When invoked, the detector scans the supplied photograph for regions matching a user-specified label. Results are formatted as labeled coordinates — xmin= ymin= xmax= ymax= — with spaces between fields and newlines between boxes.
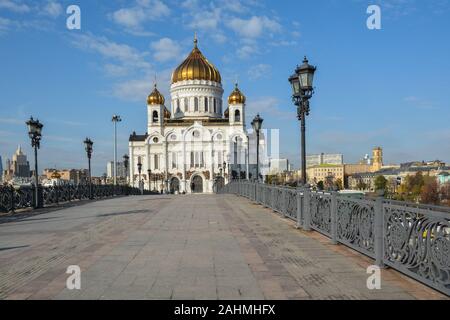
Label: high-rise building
xmin=3 ymin=145 xmax=30 ymax=181
xmin=106 ymin=161 xmax=127 ymax=178
xmin=0 ymin=155 xmax=3 ymax=182
xmin=269 ymin=158 xmax=290 ymax=174
xmin=306 ymin=153 xmax=343 ymax=168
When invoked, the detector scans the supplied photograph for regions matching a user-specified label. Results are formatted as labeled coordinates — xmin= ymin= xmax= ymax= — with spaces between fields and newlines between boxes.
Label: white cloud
xmin=41 ymin=1 xmax=63 ymax=18
xmin=403 ymin=96 xmax=436 ymax=110
xmin=0 ymin=0 xmax=30 ymax=13
xmin=112 ymin=69 xmax=172 ymax=102
xmin=188 ymin=8 xmax=221 ymax=31
xmin=227 ymin=16 xmax=281 ymax=38
xmin=70 ymin=33 xmax=151 ymax=73
xmin=0 ymin=16 xmax=12 ymax=32
xmin=246 ymin=96 xmax=294 ymax=120
xmin=237 ymin=44 xmax=258 ymax=59
xmin=248 ymin=63 xmax=271 ymax=80
xmin=111 ymin=0 xmax=170 ymax=31
xmin=150 ymin=37 xmax=182 ymax=62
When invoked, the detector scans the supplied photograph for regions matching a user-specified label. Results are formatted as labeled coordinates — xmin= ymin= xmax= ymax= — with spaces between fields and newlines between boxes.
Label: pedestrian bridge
xmin=0 ymin=190 xmax=448 ymax=299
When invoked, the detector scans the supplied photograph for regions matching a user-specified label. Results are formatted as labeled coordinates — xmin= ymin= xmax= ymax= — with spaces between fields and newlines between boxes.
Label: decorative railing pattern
xmin=0 ymin=184 xmax=142 ymax=213
xmin=383 ymin=203 xmax=450 ymax=293
xmin=310 ymin=193 xmax=332 ymax=236
xmin=221 ymin=181 xmax=450 ymax=296
xmin=336 ymin=197 xmax=376 ymax=258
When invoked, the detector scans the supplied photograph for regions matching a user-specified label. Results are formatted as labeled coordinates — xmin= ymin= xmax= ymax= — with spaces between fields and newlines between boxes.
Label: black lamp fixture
xmin=288 ymin=56 xmax=316 ymax=185
xmin=26 ymin=117 xmax=43 ymax=208
xmin=251 ymin=114 xmax=263 ymax=182
xmin=123 ymin=154 xmax=129 ymax=184
xmin=137 ymin=156 xmax=142 ymax=194
xmin=83 ymin=137 xmax=94 ymax=199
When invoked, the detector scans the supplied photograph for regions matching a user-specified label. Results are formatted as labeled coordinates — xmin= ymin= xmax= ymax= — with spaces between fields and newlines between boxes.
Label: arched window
xmin=194 ymin=97 xmax=199 ymax=111
xmin=176 ymin=99 xmax=180 ymax=112
xmin=234 ymin=109 xmax=240 ymax=122
xmin=213 ymin=98 xmax=217 ymax=113
xmin=153 ymin=110 xmax=158 ymax=123
xmin=184 ymin=97 xmax=189 ymax=112
xmin=204 ymin=97 xmax=208 ymax=111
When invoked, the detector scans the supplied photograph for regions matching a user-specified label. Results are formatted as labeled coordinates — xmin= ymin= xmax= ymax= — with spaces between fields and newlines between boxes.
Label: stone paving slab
xmin=0 ymin=194 xmax=447 ymax=300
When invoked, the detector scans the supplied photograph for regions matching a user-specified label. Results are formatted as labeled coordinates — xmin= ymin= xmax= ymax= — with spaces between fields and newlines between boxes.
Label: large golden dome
xmin=171 ymin=37 xmax=221 ymax=84
xmin=228 ymin=83 xmax=246 ymax=105
xmin=147 ymin=84 xmax=165 ymax=105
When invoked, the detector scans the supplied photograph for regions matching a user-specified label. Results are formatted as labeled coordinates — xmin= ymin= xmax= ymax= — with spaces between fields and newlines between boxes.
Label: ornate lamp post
xmin=147 ymin=169 xmax=151 ymax=191
xmin=111 ymin=114 xmax=122 ymax=187
xmin=137 ymin=156 xmax=142 ymax=195
xmin=26 ymin=117 xmax=43 ymax=208
xmin=251 ymin=114 xmax=263 ymax=182
xmin=123 ymin=154 xmax=129 ymax=185
xmin=83 ymin=138 xmax=93 ymax=199
xmin=223 ymin=161 xmax=226 ymax=180
xmin=289 ymin=56 xmax=316 ymax=186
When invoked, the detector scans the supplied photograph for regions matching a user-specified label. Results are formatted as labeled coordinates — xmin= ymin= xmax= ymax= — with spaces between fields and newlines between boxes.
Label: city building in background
xmin=348 ymin=160 xmax=449 ymax=192
xmin=106 ymin=161 xmax=127 ymax=179
xmin=269 ymin=158 xmax=290 ymax=174
xmin=306 ymin=153 xmax=343 ymax=167
xmin=0 ymin=155 xmax=3 ymax=183
xmin=42 ymin=168 xmax=88 ymax=185
xmin=3 ymin=145 xmax=31 ymax=183
xmin=307 ymin=164 xmax=344 ymax=189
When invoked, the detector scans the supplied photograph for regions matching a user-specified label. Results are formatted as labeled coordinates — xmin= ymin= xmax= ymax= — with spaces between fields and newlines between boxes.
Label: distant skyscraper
xmin=3 ymin=145 xmax=31 ymax=181
xmin=0 ymin=155 xmax=3 ymax=182
xmin=107 ymin=161 xmax=126 ymax=178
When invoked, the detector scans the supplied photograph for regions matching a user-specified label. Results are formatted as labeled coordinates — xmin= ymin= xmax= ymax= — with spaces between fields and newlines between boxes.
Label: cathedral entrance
xmin=169 ymin=177 xmax=180 ymax=194
xmin=191 ymin=175 xmax=203 ymax=193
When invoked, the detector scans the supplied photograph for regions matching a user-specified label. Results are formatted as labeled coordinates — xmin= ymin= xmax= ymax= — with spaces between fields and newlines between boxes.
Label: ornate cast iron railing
xmin=221 ymin=180 xmax=450 ymax=296
xmin=0 ymin=184 xmax=142 ymax=213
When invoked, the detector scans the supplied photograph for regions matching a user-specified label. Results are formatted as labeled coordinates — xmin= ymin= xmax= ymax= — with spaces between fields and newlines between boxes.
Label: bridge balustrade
xmin=221 ymin=181 xmax=450 ymax=296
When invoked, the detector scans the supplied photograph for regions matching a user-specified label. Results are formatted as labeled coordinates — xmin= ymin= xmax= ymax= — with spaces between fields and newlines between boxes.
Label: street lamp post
xmin=123 ymin=154 xmax=129 ymax=185
xmin=251 ymin=114 xmax=263 ymax=183
xmin=137 ymin=156 xmax=142 ymax=195
xmin=111 ymin=115 xmax=122 ymax=188
xmin=84 ymin=138 xmax=94 ymax=199
xmin=147 ymin=169 xmax=151 ymax=191
xmin=26 ymin=117 xmax=43 ymax=208
xmin=289 ymin=56 xmax=316 ymax=186
xmin=223 ymin=161 xmax=226 ymax=181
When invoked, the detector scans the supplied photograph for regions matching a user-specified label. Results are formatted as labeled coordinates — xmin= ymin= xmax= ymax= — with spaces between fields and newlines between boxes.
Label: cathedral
xmin=128 ymin=36 xmax=258 ymax=193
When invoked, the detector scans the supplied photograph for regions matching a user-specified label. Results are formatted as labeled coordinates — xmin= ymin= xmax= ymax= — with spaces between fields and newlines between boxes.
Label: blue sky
xmin=0 ymin=0 xmax=449 ymax=175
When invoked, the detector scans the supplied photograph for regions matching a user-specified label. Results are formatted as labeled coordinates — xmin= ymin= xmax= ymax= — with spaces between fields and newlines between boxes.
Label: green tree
xmin=374 ymin=175 xmax=388 ymax=191
xmin=420 ymin=178 xmax=439 ymax=205
xmin=334 ymin=178 xmax=343 ymax=190
xmin=356 ymin=180 xmax=367 ymax=191
xmin=317 ymin=181 xmax=324 ymax=191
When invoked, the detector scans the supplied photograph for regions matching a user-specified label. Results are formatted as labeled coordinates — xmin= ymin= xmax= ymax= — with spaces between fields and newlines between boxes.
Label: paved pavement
xmin=0 ymin=194 xmax=447 ymax=300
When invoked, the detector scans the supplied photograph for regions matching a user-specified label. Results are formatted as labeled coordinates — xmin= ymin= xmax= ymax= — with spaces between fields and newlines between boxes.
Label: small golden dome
xmin=51 ymin=170 xmax=61 ymax=179
xmin=147 ymin=84 xmax=165 ymax=105
xmin=228 ymin=83 xmax=246 ymax=105
xmin=171 ymin=36 xmax=221 ymax=84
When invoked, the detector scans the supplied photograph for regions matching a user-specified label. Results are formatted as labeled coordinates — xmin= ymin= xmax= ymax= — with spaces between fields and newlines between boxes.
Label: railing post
xmin=330 ymin=192 xmax=338 ymax=244
xmin=10 ymin=185 xmax=15 ymax=212
xmin=296 ymin=188 xmax=302 ymax=229
xmin=374 ymin=197 xmax=385 ymax=268
xmin=303 ymin=188 xmax=311 ymax=231
xmin=283 ymin=188 xmax=287 ymax=217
